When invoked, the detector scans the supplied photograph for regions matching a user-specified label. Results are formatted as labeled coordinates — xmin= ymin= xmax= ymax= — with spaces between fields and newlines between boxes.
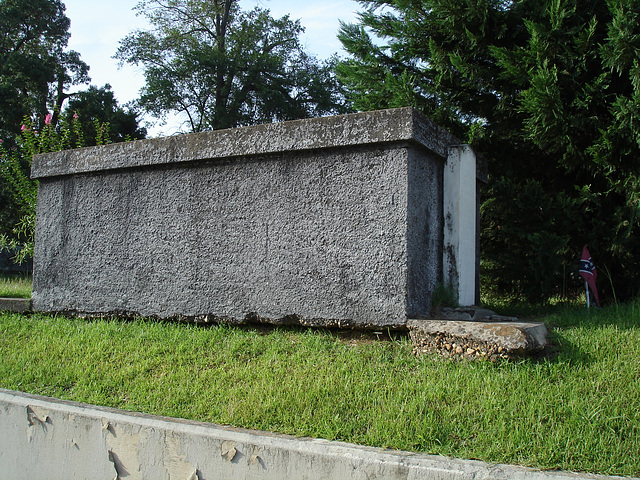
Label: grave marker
xmin=31 ymin=107 xmax=485 ymax=327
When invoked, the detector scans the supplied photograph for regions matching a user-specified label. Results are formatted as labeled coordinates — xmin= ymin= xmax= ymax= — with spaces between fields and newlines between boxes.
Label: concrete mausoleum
xmin=31 ymin=107 xmax=485 ymax=328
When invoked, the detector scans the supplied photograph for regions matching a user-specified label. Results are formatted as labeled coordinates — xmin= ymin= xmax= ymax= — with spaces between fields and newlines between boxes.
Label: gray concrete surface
xmin=0 ymin=297 xmax=31 ymax=313
xmin=0 ymin=389 xmax=635 ymax=480
xmin=442 ymin=144 xmax=478 ymax=305
xmin=31 ymin=108 xmax=461 ymax=179
xmin=31 ymin=108 xmax=483 ymax=327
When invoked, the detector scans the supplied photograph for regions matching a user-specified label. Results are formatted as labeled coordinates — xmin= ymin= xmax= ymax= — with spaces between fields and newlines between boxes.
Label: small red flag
xmin=579 ymin=246 xmax=600 ymax=307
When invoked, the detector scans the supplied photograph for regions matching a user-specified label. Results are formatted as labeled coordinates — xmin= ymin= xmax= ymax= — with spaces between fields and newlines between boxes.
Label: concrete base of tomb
xmin=408 ymin=308 xmax=548 ymax=360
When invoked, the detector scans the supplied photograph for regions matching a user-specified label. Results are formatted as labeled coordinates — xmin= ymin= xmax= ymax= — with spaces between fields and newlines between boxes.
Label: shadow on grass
xmin=525 ymin=301 xmax=640 ymax=366
xmin=485 ymin=296 xmax=639 ymax=330
xmin=535 ymin=329 xmax=592 ymax=365
xmin=544 ymin=302 xmax=639 ymax=330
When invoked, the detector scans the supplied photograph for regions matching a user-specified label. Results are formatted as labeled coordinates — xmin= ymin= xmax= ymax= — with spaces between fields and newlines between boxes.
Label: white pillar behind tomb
xmin=443 ymin=144 xmax=477 ymax=306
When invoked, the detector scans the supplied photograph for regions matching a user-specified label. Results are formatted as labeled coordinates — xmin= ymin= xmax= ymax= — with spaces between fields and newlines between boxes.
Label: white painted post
xmin=585 ymin=281 xmax=590 ymax=308
xmin=443 ymin=145 xmax=477 ymax=306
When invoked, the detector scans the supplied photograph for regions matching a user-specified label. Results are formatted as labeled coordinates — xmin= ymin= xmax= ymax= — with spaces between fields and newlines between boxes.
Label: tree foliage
xmin=62 ymin=85 xmax=147 ymax=145
xmin=0 ymin=0 xmax=89 ymax=138
xmin=0 ymin=0 xmax=146 ymax=260
xmin=338 ymin=0 xmax=640 ymax=301
xmin=116 ymin=0 xmax=351 ymax=132
xmin=0 ymin=114 xmax=107 ymax=262
xmin=0 ymin=0 xmax=91 ymax=246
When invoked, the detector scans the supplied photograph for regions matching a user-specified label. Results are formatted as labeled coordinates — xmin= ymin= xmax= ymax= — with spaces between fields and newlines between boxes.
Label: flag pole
xmin=585 ymin=281 xmax=590 ymax=308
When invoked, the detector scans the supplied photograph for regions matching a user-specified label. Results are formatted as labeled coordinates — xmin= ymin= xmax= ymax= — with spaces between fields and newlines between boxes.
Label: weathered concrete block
xmin=31 ymin=108 xmax=480 ymax=327
xmin=408 ymin=318 xmax=549 ymax=359
xmin=443 ymin=145 xmax=478 ymax=305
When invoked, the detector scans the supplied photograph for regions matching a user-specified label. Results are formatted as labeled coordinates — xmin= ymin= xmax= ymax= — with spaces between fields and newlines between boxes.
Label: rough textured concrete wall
xmin=34 ymin=146 xmax=416 ymax=326
xmin=31 ymin=108 xmax=466 ymax=327
xmin=31 ymin=108 xmax=459 ymax=179
xmin=406 ymin=147 xmax=443 ymax=317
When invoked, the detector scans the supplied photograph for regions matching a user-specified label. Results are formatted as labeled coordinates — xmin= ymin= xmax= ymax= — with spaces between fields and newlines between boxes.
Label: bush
xmin=0 ymin=114 xmax=110 ymax=263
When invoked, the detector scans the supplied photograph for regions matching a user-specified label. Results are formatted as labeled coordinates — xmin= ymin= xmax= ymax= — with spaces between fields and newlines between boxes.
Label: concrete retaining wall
xmin=31 ymin=108 xmax=482 ymax=327
xmin=0 ymin=389 xmax=631 ymax=480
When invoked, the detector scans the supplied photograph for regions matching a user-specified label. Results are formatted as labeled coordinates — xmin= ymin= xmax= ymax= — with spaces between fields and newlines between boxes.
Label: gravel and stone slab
xmin=408 ymin=310 xmax=548 ymax=360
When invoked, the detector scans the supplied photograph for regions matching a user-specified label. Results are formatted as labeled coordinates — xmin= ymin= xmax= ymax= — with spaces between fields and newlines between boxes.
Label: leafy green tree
xmin=0 ymin=0 xmax=89 ymax=138
xmin=62 ymin=84 xmax=147 ymax=145
xmin=0 ymin=171 xmax=21 ymax=240
xmin=0 ymin=0 xmax=91 ymax=253
xmin=116 ymin=0 xmax=351 ymax=132
xmin=337 ymin=0 xmax=640 ymax=301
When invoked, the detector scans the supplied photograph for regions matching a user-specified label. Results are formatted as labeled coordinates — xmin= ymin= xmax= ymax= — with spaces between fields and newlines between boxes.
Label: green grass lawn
xmin=0 ymin=276 xmax=32 ymax=298
xmin=0 ymin=302 xmax=638 ymax=477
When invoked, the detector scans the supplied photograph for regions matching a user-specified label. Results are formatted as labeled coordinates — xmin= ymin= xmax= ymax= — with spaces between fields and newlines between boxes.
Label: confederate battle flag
xmin=579 ymin=246 xmax=600 ymax=307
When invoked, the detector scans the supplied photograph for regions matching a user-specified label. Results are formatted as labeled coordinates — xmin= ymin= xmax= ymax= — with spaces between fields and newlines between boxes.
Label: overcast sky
xmin=62 ymin=0 xmax=362 ymax=137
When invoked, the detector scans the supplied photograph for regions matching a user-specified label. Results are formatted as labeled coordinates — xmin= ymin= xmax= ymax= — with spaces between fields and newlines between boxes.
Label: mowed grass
xmin=0 ymin=303 xmax=639 ymax=477
xmin=0 ymin=276 xmax=31 ymax=298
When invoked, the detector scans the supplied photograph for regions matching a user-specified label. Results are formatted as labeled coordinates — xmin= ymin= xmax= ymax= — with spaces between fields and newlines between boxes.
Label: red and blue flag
xmin=579 ymin=246 xmax=600 ymax=307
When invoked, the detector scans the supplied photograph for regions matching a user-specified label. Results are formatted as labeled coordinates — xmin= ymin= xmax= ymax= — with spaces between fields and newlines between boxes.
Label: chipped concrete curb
xmin=0 ymin=389 xmax=635 ymax=480
xmin=0 ymin=297 xmax=31 ymax=313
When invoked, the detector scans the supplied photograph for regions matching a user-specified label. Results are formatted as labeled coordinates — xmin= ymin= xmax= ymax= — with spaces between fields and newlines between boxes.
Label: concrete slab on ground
xmin=408 ymin=316 xmax=548 ymax=360
xmin=0 ymin=297 xmax=31 ymax=313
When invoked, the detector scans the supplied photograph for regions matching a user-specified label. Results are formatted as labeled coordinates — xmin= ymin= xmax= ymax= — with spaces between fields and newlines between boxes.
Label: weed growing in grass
xmin=0 ymin=305 xmax=638 ymax=477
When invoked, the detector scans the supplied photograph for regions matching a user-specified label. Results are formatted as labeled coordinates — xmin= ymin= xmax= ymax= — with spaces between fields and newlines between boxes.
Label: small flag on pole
xmin=579 ymin=246 xmax=600 ymax=307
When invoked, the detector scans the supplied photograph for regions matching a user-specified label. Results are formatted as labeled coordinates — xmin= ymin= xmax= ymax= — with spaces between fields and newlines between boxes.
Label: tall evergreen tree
xmin=337 ymin=0 xmax=640 ymax=301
